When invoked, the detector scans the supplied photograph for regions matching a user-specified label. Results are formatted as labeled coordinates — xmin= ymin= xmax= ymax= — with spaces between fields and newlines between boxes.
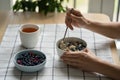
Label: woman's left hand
xmin=61 ymin=48 xmax=101 ymax=72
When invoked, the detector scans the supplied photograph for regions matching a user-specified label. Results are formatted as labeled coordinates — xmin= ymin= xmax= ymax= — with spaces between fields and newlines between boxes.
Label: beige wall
xmin=0 ymin=0 xmax=115 ymax=20
xmin=0 ymin=0 xmax=11 ymax=11
xmin=88 ymin=0 xmax=114 ymax=20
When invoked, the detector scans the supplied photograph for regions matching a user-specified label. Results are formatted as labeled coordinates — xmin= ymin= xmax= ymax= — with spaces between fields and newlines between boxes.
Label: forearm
xmin=84 ymin=20 xmax=120 ymax=39
xmin=95 ymin=60 xmax=120 ymax=80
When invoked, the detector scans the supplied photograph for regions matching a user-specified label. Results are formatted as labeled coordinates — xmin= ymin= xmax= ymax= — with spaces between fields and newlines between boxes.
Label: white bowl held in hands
xmin=56 ymin=37 xmax=87 ymax=57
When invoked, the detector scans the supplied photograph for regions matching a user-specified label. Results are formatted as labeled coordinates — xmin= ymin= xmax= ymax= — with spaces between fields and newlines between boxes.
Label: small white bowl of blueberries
xmin=56 ymin=37 xmax=87 ymax=57
xmin=14 ymin=49 xmax=46 ymax=72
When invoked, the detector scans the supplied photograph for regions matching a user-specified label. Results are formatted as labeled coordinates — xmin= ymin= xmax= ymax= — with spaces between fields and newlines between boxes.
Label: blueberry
xmin=70 ymin=48 xmax=75 ymax=51
xmin=17 ymin=52 xmax=44 ymax=66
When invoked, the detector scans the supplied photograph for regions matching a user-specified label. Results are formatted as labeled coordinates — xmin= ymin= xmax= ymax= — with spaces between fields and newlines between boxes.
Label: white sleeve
xmin=115 ymin=40 xmax=120 ymax=60
xmin=115 ymin=40 xmax=120 ymax=49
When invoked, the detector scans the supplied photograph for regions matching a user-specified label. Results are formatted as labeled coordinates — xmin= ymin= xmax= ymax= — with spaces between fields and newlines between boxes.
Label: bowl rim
xmin=19 ymin=24 xmax=40 ymax=34
xmin=14 ymin=49 xmax=46 ymax=67
xmin=56 ymin=37 xmax=87 ymax=49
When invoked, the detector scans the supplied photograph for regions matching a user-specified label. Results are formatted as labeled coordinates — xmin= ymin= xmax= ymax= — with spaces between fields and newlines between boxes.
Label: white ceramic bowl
xmin=14 ymin=49 xmax=46 ymax=72
xmin=56 ymin=37 xmax=87 ymax=57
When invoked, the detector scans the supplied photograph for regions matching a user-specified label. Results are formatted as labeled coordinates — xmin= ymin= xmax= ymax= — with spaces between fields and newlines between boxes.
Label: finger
xmin=71 ymin=20 xmax=80 ymax=27
xmin=86 ymin=48 xmax=96 ymax=56
xmin=71 ymin=9 xmax=83 ymax=16
xmin=63 ymin=59 xmax=83 ymax=69
xmin=66 ymin=7 xmax=72 ymax=13
xmin=65 ymin=17 xmax=73 ymax=30
xmin=70 ymin=14 xmax=81 ymax=22
xmin=71 ymin=15 xmax=89 ymax=27
xmin=63 ymin=59 xmax=79 ymax=67
xmin=62 ymin=52 xmax=80 ymax=58
xmin=83 ymin=48 xmax=93 ymax=53
xmin=83 ymin=48 xmax=88 ymax=52
xmin=62 ymin=57 xmax=79 ymax=62
xmin=66 ymin=13 xmax=74 ymax=30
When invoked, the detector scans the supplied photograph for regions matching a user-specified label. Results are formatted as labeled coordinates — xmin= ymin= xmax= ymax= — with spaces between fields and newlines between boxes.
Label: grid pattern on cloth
xmin=0 ymin=24 xmax=114 ymax=80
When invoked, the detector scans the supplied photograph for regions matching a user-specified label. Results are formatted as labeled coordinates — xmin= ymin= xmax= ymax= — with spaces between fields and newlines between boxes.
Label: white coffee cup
xmin=19 ymin=24 xmax=40 ymax=49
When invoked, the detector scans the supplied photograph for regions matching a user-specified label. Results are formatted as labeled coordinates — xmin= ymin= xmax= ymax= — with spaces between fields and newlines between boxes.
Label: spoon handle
xmin=63 ymin=27 xmax=68 ymax=40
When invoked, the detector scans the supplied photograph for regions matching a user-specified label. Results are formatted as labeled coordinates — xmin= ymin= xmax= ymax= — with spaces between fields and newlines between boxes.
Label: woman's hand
xmin=65 ymin=8 xmax=90 ymax=30
xmin=61 ymin=49 xmax=101 ymax=72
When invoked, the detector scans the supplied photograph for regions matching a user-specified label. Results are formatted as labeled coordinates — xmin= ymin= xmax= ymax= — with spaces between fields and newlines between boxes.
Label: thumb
xmin=70 ymin=14 xmax=81 ymax=22
xmin=83 ymin=48 xmax=88 ymax=52
xmin=71 ymin=8 xmax=83 ymax=16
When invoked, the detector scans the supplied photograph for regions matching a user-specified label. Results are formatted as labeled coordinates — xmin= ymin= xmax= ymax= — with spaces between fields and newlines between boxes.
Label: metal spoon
xmin=62 ymin=7 xmax=73 ymax=42
xmin=63 ymin=27 xmax=68 ymax=41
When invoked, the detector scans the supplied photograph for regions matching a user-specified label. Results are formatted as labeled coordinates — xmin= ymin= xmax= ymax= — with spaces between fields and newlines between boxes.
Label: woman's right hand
xmin=65 ymin=8 xmax=90 ymax=30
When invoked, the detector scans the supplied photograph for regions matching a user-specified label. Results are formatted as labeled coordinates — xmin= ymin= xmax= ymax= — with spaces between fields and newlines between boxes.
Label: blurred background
xmin=0 ymin=0 xmax=119 ymax=21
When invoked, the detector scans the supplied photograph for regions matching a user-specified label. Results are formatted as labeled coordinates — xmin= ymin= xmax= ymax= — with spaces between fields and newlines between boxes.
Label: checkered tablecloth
xmin=0 ymin=24 xmax=113 ymax=80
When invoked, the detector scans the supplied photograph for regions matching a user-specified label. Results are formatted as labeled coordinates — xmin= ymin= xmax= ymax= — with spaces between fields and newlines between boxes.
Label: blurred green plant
xmin=13 ymin=0 xmax=69 ymax=15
